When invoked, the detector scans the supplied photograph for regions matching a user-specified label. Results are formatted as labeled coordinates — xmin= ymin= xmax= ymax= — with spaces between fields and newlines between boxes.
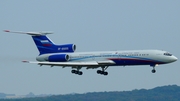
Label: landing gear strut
xmin=97 ymin=66 xmax=108 ymax=76
xmin=151 ymin=65 xmax=157 ymax=73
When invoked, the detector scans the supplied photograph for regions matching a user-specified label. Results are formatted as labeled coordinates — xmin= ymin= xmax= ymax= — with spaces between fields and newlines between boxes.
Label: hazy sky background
xmin=0 ymin=0 xmax=180 ymax=95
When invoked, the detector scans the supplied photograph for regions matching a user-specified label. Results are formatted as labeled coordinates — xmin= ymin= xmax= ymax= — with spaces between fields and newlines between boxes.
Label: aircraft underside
xmin=39 ymin=59 xmax=165 ymax=76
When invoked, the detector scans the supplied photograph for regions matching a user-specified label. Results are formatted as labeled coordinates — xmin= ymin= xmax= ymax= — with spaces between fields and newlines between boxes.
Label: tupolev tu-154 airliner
xmin=4 ymin=30 xmax=178 ymax=76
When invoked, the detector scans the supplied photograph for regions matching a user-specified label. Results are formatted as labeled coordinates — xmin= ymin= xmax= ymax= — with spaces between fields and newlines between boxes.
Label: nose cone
xmin=171 ymin=56 xmax=178 ymax=62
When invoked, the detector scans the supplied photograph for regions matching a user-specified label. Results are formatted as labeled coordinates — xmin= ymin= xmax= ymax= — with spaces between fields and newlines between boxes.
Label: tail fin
xmin=32 ymin=35 xmax=58 ymax=54
xmin=4 ymin=30 xmax=76 ymax=55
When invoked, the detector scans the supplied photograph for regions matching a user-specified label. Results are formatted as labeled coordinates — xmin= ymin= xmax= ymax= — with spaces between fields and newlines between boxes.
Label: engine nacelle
xmin=57 ymin=44 xmax=76 ymax=52
xmin=48 ymin=54 xmax=70 ymax=62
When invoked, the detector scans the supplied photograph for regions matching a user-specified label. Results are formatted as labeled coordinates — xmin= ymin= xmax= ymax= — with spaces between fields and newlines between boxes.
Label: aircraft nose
xmin=171 ymin=56 xmax=178 ymax=62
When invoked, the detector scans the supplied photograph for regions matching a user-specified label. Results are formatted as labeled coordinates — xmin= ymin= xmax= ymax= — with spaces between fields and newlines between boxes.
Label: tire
xmin=152 ymin=69 xmax=156 ymax=73
xmin=104 ymin=72 xmax=108 ymax=75
xmin=97 ymin=70 xmax=101 ymax=74
xmin=78 ymin=71 xmax=83 ymax=75
xmin=71 ymin=70 xmax=76 ymax=73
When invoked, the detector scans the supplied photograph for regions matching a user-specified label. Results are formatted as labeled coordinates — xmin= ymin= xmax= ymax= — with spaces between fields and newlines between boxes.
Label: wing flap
xmin=97 ymin=60 xmax=115 ymax=65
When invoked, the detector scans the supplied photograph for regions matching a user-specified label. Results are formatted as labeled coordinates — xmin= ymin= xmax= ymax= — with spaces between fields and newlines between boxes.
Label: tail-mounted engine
xmin=48 ymin=54 xmax=70 ymax=62
xmin=36 ymin=54 xmax=70 ymax=62
xmin=57 ymin=44 xmax=76 ymax=53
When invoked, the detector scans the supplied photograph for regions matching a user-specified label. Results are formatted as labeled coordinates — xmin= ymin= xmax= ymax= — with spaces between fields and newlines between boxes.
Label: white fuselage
xmin=36 ymin=50 xmax=177 ymax=66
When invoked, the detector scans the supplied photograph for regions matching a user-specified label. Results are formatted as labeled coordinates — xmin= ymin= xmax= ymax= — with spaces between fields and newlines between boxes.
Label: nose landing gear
xmin=151 ymin=64 xmax=158 ymax=73
xmin=151 ymin=69 xmax=156 ymax=73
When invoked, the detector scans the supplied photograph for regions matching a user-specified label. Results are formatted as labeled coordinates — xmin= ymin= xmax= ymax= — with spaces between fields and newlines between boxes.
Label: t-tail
xmin=4 ymin=30 xmax=76 ymax=55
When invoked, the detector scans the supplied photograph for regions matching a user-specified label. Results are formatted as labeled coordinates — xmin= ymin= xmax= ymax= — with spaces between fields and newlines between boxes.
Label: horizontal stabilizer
xmin=4 ymin=30 xmax=53 ymax=36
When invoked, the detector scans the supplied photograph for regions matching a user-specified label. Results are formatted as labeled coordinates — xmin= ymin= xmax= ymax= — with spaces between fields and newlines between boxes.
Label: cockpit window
xmin=164 ymin=52 xmax=172 ymax=56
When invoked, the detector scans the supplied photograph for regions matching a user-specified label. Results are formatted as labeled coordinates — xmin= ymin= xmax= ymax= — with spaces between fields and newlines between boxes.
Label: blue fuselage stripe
xmin=69 ymin=55 xmax=164 ymax=66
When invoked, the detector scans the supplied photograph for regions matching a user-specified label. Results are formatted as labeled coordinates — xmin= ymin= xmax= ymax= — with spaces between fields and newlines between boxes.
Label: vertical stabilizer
xmin=4 ymin=30 xmax=76 ymax=55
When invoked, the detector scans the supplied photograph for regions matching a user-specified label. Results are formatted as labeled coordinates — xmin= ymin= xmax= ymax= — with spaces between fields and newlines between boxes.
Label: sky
xmin=0 ymin=0 xmax=180 ymax=95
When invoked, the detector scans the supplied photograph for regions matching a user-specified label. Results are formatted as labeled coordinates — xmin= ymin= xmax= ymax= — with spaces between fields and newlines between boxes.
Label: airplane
xmin=4 ymin=30 xmax=178 ymax=76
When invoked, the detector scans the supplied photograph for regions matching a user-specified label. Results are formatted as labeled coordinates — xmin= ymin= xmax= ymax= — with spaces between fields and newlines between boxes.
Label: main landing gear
xmin=97 ymin=66 xmax=109 ymax=76
xmin=71 ymin=66 xmax=83 ymax=75
xmin=71 ymin=70 xmax=83 ymax=75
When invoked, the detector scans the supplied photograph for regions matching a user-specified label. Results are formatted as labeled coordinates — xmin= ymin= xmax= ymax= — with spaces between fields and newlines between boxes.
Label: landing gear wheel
xmin=71 ymin=70 xmax=83 ymax=75
xmin=103 ymin=72 xmax=108 ymax=75
xmin=152 ymin=69 xmax=156 ymax=73
xmin=100 ymin=71 xmax=104 ymax=74
xmin=75 ymin=71 xmax=79 ymax=74
xmin=97 ymin=70 xmax=108 ymax=75
xmin=97 ymin=70 xmax=101 ymax=74
xmin=71 ymin=70 xmax=76 ymax=74
xmin=78 ymin=71 xmax=83 ymax=75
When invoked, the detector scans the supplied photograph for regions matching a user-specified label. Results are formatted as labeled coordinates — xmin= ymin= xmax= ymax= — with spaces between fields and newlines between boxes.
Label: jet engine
xmin=48 ymin=54 xmax=70 ymax=62
xmin=57 ymin=44 xmax=76 ymax=52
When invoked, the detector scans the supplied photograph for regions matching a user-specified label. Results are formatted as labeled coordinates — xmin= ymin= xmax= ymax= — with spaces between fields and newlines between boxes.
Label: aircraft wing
xmin=22 ymin=60 xmax=115 ymax=67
